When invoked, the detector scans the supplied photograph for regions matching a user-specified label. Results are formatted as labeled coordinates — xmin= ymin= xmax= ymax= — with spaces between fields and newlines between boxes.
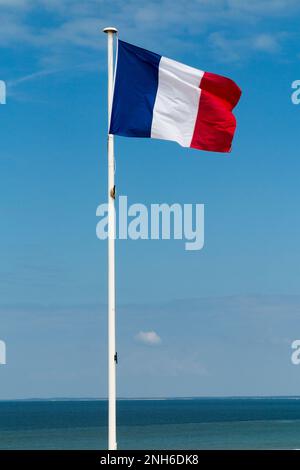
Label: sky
xmin=1 ymin=0 xmax=300 ymax=398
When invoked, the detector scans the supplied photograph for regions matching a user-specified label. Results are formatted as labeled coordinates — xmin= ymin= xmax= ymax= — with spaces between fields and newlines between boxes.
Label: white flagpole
xmin=103 ymin=26 xmax=118 ymax=451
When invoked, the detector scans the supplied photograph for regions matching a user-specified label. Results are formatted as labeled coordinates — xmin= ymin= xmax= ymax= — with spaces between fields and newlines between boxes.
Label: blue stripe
xmin=109 ymin=40 xmax=161 ymax=138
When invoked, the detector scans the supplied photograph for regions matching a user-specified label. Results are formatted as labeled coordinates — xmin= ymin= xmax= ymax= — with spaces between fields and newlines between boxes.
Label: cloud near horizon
xmin=0 ymin=294 xmax=300 ymax=398
xmin=135 ymin=330 xmax=162 ymax=346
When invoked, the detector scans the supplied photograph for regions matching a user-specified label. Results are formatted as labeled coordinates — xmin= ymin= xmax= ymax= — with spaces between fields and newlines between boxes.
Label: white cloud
xmin=0 ymin=0 xmax=298 ymax=51
xmin=9 ymin=69 xmax=58 ymax=87
xmin=135 ymin=330 xmax=162 ymax=346
xmin=208 ymin=31 xmax=285 ymax=62
xmin=252 ymin=33 xmax=280 ymax=53
xmin=0 ymin=0 xmax=298 ymax=80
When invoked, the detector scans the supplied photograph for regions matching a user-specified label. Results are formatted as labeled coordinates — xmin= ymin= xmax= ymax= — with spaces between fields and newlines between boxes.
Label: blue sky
xmin=1 ymin=0 xmax=300 ymax=398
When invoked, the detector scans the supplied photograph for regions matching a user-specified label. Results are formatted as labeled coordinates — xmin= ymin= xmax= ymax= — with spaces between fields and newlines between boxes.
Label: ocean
xmin=0 ymin=398 xmax=300 ymax=450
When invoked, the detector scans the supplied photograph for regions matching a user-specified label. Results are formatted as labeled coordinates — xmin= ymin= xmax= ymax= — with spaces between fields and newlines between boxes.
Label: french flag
xmin=109 ymin=40 xmax=241 ymax=153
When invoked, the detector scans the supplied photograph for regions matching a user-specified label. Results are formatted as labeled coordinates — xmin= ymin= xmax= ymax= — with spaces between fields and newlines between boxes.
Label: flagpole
xmin=103 ymin=26 xmax=118 ymax=451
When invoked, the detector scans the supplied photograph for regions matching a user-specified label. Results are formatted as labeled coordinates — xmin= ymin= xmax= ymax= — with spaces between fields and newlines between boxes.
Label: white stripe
xmin=151 ymin=57 xmax=204 ymax=147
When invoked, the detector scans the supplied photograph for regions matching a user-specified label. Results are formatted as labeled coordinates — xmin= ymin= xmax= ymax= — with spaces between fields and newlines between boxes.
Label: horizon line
xmin=0 ymin=395 xmax=299 ymax=402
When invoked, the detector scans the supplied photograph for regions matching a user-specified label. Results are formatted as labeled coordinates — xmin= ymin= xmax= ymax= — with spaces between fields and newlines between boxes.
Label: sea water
xmin=0 ymin=398 xmax=300 ymax=449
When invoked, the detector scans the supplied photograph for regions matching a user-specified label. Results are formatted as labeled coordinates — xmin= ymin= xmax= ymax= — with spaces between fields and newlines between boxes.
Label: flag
xmin=109 ymin=40 xmax=241 ymax=153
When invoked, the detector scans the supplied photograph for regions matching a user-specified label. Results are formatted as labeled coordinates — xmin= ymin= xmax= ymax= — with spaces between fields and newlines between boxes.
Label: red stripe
xmin=190 ymin=71 xmax=241 ymax=153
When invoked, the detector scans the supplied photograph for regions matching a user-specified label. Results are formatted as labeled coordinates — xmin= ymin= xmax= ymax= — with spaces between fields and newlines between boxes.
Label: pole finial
xmin=103 ymin=27 xmax=118 ymax=34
